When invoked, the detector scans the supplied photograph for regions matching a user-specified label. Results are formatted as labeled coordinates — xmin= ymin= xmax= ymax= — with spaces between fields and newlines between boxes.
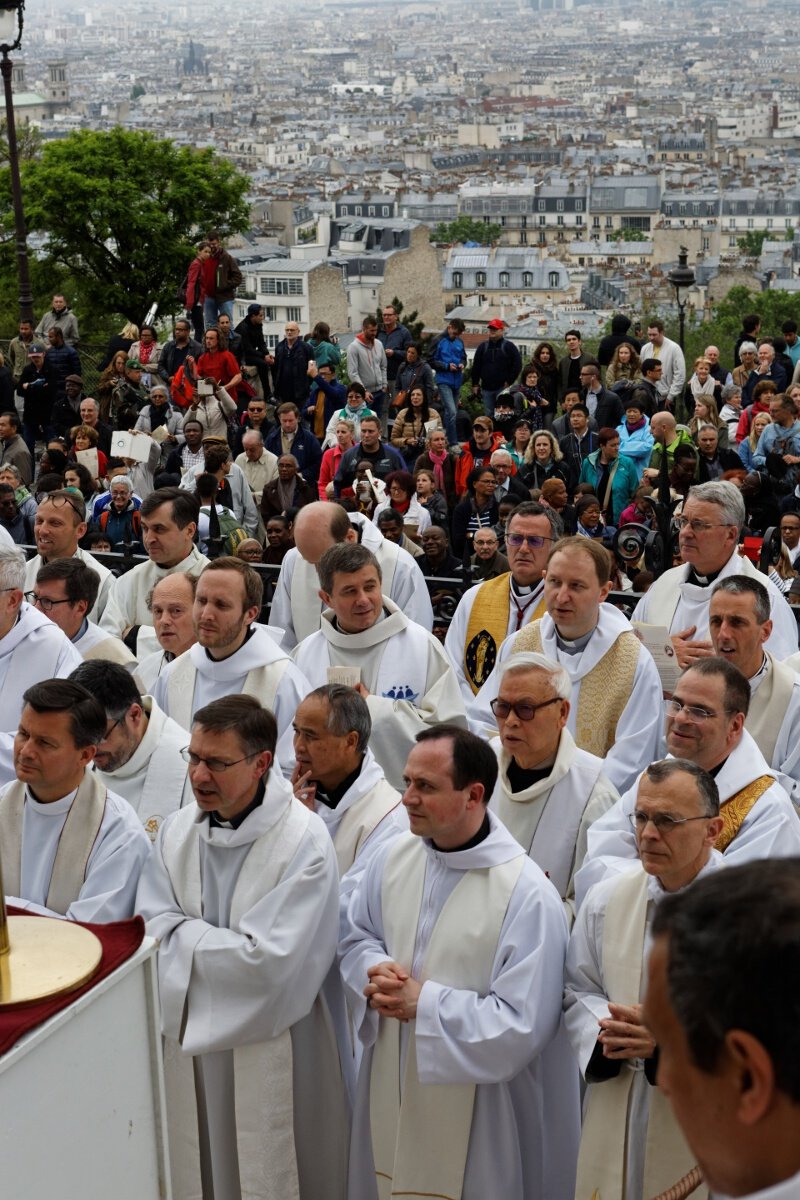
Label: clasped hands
xmin=598 ymin=1002 xmax=656 ymax=1060
xmin=365 ymin=960 xmax=422 ymax=1022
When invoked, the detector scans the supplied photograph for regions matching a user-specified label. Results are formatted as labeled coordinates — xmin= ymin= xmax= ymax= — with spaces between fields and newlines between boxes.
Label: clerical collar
xmin=686 ymin=566 xmax=723 ymax=587
xmin=332 ymin=608 xmax=387 ymax=633
xmin=209 ymin=775 xmax=266 ymax=830
xmin=71 ymin=617 xmax=89 ymax=644
xmin=313 ymin=759 xmax=364 ymax=810
xmin=433 ymin=811 xmax=490 ymax=853
xmin=506 ymin=759 xmax=553 ymax=793
xmin=749 ymin=654 xmax=769 ymax=687
xmin=204 ymin=623 xmax=255 ymax=663
xmin=707 ymin=757 xmax=727 ymax=780
xmin=554 ymin=625 xmax=595 ymax=655
xmin=510 ymin=577 xmax=538 ymax=598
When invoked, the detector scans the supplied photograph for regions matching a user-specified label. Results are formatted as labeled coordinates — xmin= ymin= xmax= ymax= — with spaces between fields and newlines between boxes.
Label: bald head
xmin=293 ymin=502 xmax=356 ymax=565
xmin=651 ymin=411 xmax=677 ymax=443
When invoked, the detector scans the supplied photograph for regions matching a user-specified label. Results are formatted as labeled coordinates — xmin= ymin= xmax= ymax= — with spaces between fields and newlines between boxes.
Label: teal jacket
xmin=578 ymin=450 xmax=639 ymax=523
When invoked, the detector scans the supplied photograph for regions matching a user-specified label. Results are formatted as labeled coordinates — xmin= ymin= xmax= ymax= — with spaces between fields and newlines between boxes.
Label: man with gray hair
xmin=632 ymin=480 xmax=797 ymax=663
xmin=234 ymin=427 xmax=279 ymax=510
xmin=742 ymin=340 xmax=787 ymax=404
xmin=0 ymin=545 xmax=82 ymax=730
xmin=490 ymin=651 xmax=619 ymax=920
xmin=489 ymin=448 xmax=529 ymax=505
xmin=292 ymin=543 xmax=465 ymax=788
xmin=564 ymin=758 xmax=723 ymax=1200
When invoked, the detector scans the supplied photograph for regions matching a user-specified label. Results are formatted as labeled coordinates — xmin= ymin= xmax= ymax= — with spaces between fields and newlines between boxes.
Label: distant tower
xmin=45 ymin=60 xmax=69 ymax=107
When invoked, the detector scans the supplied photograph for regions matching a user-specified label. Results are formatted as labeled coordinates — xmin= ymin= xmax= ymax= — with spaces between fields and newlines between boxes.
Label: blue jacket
xmin=264 ymin=425 xmax=322 ymax=484
xmin=430 ymin=332 xmax=466 ymax=390
xmin=753 ymin=420 xmax=800 ymax=469
xmin=616 ymin=417 xmax=655 ymax=481
xmin=578 ymin=450 xmax=639 ymax=523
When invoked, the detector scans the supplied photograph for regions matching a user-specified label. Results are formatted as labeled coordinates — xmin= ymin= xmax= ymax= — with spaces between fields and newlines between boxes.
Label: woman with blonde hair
xmin=689 ymin=395 xmax=729 ymax=449
xmin=521 ymin=428 xmax=572 ymax=491
xmin=738 ymin=410 xmax=772 ymax=471
xmin=99 ymin=321 xmax=139 ymax=371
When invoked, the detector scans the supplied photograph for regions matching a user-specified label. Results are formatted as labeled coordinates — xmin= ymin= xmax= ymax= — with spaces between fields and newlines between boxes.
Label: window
xmin=453 ymin=294 xmax=462 ymax=306
xmin=767 ymin=218 xmax=773 ymax=228
xmin=605 ymin=216 xmax=613 ymax=228
xmin=368 ymin=206 xmax=375 ymax=216
xmin=548 ymin=271 xmax=560 ymax=288
xmin=576 ymin=213 xmax=584 ymax=225
xmin=557 ymin=215 xmax=564 ymax=226
xmin=702 ymin=236 xmax=710 ymax=250
xmin=556 ymin=199 xmax=564 ymax=212
xmin=665 ymin=203 xmax=673 ymax=216
xmin=482 ymin=200 xmax=491 ymax=214
xmin=519 ymin=230 xmax=528 ymax=245
xmin=500 ymin=200 xmax=508 ymax=213
xmin=522 ymin=271 xmax=533 ymax=287
xmin=520 ymin=215 xmax=527 ymax=228
xmin=538 ymin=199 xmax=545 ymax=212
xmin=679 ymin=203 xmax=686 ymax=216
xmin=592 ymin=216 xmax=600 ymax=229
xmin=452 ymin=271 xmax=463 ymax=288
xmin=539 ymin=215 xmax=546 ymax=226
xmin=260 ymin=277 xmax=304 ymax=296
xmin=575 ymin=199 xmax=583 ymax=212
xmin=499 ymin=271 xmax=510 ymax=288
xmin=355 ymin=206 xmax=362 ymax=216
xmin=286 ymin=307 xmax=302 ymax=322
xmin=266 ymin=334 xmax=279 ymax=350
xmin=729 ymin=235 xmax=738 ymax=247
xmin=464 ymin=199 xmax=473 ymax=213
xmin=747 ymin=218 xmax=754 ymax=229
xmin=476 ymin=271 xmax=487 ymax=287
xmin=382 ymin=206 xmax=390 ymax=216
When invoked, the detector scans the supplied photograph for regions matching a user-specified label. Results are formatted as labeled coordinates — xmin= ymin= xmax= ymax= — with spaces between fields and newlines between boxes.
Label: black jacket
xmin=597 ymin=315 xmax=642 ymax=367
xmin=235 ymin=317 xmax=269 ymax=367
xmin=158 ymin=337 xmax=203 ymax=384
xmin=471 ymin=338 xmax=522 ymax=392
xmin=333 ymin=440 xmax=405 ymax=496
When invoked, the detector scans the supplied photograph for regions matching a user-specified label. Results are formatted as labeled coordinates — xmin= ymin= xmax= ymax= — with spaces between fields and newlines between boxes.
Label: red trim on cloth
xmin=0 ymin=909 xmax=145 ymax=1054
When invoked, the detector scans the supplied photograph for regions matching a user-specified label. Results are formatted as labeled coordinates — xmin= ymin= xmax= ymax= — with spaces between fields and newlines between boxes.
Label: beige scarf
xmin=370 ymin=834 xmax=525 ymax=1200
xmin=332 ymin=777 xmax=401 ymax=877
xmin=0 ymin=772 xmax=107 ymax=915
xmin=160 ymin=798 xmax=310 ymax=1200
xmin=576 ymin=868 xmax=702 ymax=1200
xmin=513 ymin=620 xmax=640 ymax=757
xmin=166 ymin=651 xmax=288 ymax=731
xmin=745 ymin=655 xmax=796 ymax=767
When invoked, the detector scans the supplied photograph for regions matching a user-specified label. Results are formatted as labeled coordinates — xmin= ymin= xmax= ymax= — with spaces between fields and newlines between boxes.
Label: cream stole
xmin=290 ymin=548 xmax=399 ymax=644
xmin=0 ymin=772 xmax=107 ymax=915
xmin=746 ymin=656 xmax=796 ymax=767
xmin=160 ymin=798 xmax=311 ymax=1200
xmin=332 ymin=778 xmax=401 ymax=876
xmin=370 ymin=834 xmax=525 ymax=1200
xmin=166 ymin=651 xmax=288 ymax=731
xmin=575 ymin=869 xmax=701 ymax=1200
xmin=513 ymin=620 xmax=640 ymax=758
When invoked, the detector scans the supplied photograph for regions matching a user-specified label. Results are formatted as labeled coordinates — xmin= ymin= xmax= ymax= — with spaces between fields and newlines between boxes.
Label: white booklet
xmin=632 ymin=622 xmax=681 ymax=695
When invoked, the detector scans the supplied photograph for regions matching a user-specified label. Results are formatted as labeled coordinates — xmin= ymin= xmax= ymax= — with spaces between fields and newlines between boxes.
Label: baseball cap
xmin=28 ymin=344 xmax=45 ymax=355
xmin=487 ymin=319 xmax=506 ymax=331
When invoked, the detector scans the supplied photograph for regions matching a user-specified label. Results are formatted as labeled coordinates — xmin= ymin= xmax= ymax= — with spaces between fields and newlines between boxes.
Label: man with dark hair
xmin=558 ymin=329 xmax=593 ymax=401
xmin=341 ymin=723 xmax=579 ymax=1200
xmin=137 ymin=693 xmax=346 ymax=1200
xmin=0 ymin=481 xmax=33 ymax=544
xmin=333 ymin=413 xmax=405 ymax=496
xmin=558 ymin=402 xmax=599 ymax=473
xmin=565 ymin=759 xmax=723 ymax=1200
xmin=578 ymin=362 xmax=624 ymax=429
xmin=0 ymin=409 xmax=32 ymax=483
xmin=163 ymin=417 xmax=205 ymax=485
xmin=32 ymin=558 xmax=137 ymax=669
xmin=35 ymin=292 xmax=79 ymax=347
xmin=377 ymin=303 xmax=411 ymax=397
xmin=0 ymin=677 xmax=149 ymax=921
xmin=471 ymin=535 xmax=662 ymax=794
xmin=347 ymin=316 xmax=388 ymax=425
xmin=264 ymin=401 xmax=322 ymax=485
xmin=630 ymin=357 xmax=663 ymax=416
xmin=71 ymin=660 xmax=192 ymax=838
xmin=579 ymin=657 xmax=800 ymax=901
xmin=375 ymin=507 xmax=424 ymax=558
xmin=733 ymin=312 xmax=761 ymax=366
xmin=201 ymin=230 xmax=242 ymax=328
xmin=640 ymin=318 xmax=686 ymax=412
xmin=293 ymin=544 xmax=464 ymax=787
xmin=471 ymin=318 xmax=523 ymax=417
xmin=153 ymin=557 xmax=309 ymax=765
xmin=24 ymin=489 xmax=113 ymax=621
xmin=157 ymin=317 xmax=202 ymax=395
xmin=446 ymin=501 xmax=561 ymax=701
xmin=235 ymin=303 xmax=272 ymax=396
xmin=644 ymin=859 xmax=800 ymax=1200
xmin=269 ymin=500 xmax=433 ymax=648
xmin=181 ymin=439 xmax=259 ymax=535
xmin=100 ymin=486 xmax=208 ymax=659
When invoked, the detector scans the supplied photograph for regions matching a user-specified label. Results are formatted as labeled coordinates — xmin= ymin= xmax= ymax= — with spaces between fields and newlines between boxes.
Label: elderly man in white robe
xmin=70 ymin=660 xmax=192 ymax=843
xmin=136 ymin=571 xmax=198 ymax=694
xmin=100 ymin=486 xmax=208 ymax=660
xmin=632 ymin=480 xmax=798 ymax=664
xmin=564 ymin=758 xmax=722 ymax=1200
xmin=153 ymin=557 xmax=309 ymax=771
xmin=445 ymin=501 xmax=561 ymax=703
xmin=469 ymin=536 xmax=663 ymax=794
xmin=292 ymin=543 xmax=466 ymax=790
xmin=31 ymin=558 xmax=138 ymax=671
xmin=24 ymin=489 xmax=112 ymax=621
xmin=576 ymin=657 xmax=800 ymax=905
xmin=1 ymin=679 xmax=150 ymax=921
xmin=708 ymin=574 xmax=800 ymax=803
xmin=269 ymin=503 xmax=433 ymax=649
xmin=0 ymin=546 xmax=83 ymax=732
xmin=490 ymin=651 xmax=619 ymax=922
xmin=340 ymin=724 xmax=580 ymax=1200
xmin=136 ymin=695 xmax=347 ymax=1200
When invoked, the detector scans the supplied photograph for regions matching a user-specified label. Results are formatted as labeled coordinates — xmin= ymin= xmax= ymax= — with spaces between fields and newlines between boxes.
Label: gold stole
xmin=716 ymin=776 xmax=774 ymax=853
xmin=513 ymin=620 xmax=640 ymax=757
xmin=464 ymin=573 xmax=546 ymax=695
xmin=0 ymin=772 xmax=107 ymax=916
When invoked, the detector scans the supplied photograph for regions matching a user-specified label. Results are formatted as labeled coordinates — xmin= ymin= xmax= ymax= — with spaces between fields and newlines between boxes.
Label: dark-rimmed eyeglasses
xmin=181 ymin=747 xmax=263 ymax=773
xmin=490 ymin=696 xmax=562 ymax=722
xmin=506 ymin=533 xmax=553 ymax=549
xmin=24 ymin=591 xmax=73 ymax=612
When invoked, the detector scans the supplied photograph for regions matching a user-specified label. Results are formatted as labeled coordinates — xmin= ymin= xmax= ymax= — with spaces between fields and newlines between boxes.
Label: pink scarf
xmin=428 ymin=448 xmax=448 ymax=493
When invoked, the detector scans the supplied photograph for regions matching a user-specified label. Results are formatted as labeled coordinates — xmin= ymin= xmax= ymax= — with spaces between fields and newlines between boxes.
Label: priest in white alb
xmin=24 ymin=488 xmax=113 ymax=621
xmin=71 ymin=660 xmax=192 ymax=842
xmin=136 ymin=695 xmax=347 ymax=1200
xmin=291 ymin=543 xmax=465 ymax=789
xmin=269 ymin=503 xmax=433 ymax=648
xmin=444 ymin=501 xmax=560 ymax=703
xmin=632 ymin=480 xmax=798 ymax=663
xmin=564 ymin=759 xmax=722 ymax=1200
xmin=153 ymin=557 xmax=310 ymax=771
xmin=0 ymin=545 xmax=83 ymax=732
xmin=100 ymin=486 xmax=208 ymax=659
xmin=469 ymin=536 xmax=663 ymax=794
xmin=1 ymin=679 xmax=150 ymax=921
xmin=340 ymin=725 xmax=580 ymax=1200
xmin=489 ymin=650 xmax=619 ymax=922
xmin=32 ymin=558 xmax=138 ymax=671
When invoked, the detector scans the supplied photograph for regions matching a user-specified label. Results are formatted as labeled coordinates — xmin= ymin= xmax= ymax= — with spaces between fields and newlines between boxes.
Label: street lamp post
xmin=667 ymin=245 xmax=695 ymax=353
xmin=0 ymin=0 xmax=32 ymax=324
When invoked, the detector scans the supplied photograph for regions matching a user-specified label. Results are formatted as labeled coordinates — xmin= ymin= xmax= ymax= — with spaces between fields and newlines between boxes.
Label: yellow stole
xmin=716 ymin=775 xmax=774 ymax=853
xmin=513 ymin=620 xmax=640 ymax=758
xmin=464 ymin=573 xmax=546 ymax=694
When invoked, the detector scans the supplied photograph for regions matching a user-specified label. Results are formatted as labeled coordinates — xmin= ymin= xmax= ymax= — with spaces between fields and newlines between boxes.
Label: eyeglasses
xmin=181 ymin=747 xmax=263 ymax=772
xmin=628 ymin=811 xmax=712 ymax=834
xmin=490 ymin=696 xmax=562 ymax=722
xmin=674 ymin=517 xmax=734 ymax=535
xmin=24 ymin=591 xmax=73 ymax=612
xmin=506 ymin=533 xmax=553 ymax=549
xmin=40 ymin=493 xmax=85 ymax=519
xmin=664 ymin=698 xmax=733 ymax=723
xmin=100 ymin=712 xmax=127 ymax=742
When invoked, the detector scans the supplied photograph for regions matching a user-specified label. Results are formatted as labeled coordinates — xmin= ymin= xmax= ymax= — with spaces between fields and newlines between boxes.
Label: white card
xmin=327 ymin=666 xmax=361 ymax=688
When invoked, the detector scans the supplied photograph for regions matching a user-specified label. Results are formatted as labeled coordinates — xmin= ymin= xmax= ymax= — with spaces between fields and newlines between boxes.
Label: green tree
xmin=430 ymin=216 xmax=502 ymax=245
xmin=20 ymin=127 xmax=250 ymax=324
xmin=607 ymin=228 xmax=647 ymax=243
xmin=374 ymin=296 xmax=426 ymax=342
xmin=737 ymin=230 xmax=769 ymax=257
